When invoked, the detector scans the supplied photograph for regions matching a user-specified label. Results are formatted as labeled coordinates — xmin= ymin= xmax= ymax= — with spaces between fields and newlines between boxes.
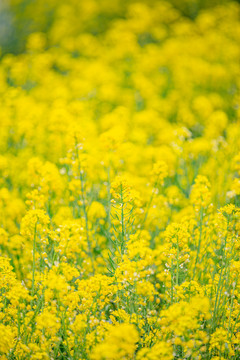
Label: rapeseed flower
xmin=0 ymin=0 xmax=239 ymax=359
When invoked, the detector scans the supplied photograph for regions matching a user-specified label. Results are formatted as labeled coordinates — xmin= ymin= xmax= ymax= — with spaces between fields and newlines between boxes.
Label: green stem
xmin=176 ymin=239 xmax=179 ymax=288
xmin=75 ymin=138 xmax=95 ymax=274
xmin=120 ymin=184 xmax=125 ymax=256
xmin=171 ymin=258 xmax=174 ymax=304
xmin=31 ymin=223 xmax=37 ymax=297
xmin=193 ymin=206 xmax=203 ymax=280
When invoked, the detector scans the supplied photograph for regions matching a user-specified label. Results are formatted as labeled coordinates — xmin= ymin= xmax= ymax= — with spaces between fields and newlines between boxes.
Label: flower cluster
xmin=0 ymin=0 xmax=239 ymax=359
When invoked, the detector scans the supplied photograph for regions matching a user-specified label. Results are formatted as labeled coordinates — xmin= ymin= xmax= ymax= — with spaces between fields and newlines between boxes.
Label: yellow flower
xmin=190 ymin=175 xmax=211 ymax=211
xmin=0 ymin=324 xmax=16 ymax=355
xmin=88 ymin=201 xmax=107 ymax=220
xmin=90 ymin=323 xmax=139 ymax=360
xmin=137 ymin=341 xmax=173 ymax=360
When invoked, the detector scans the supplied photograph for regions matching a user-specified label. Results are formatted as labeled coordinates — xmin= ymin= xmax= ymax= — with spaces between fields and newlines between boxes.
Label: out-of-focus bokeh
xmin=0 ymin=0 xmax=239 ymax=54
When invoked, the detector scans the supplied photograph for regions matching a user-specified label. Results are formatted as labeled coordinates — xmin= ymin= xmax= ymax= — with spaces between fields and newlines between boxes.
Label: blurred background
xmin=0 ymin=0 xmax=239 ymax=55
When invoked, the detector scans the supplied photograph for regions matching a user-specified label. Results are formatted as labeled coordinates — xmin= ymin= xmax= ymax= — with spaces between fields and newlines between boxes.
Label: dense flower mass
xmin=0 ymin=0 xmax=240 ymax=359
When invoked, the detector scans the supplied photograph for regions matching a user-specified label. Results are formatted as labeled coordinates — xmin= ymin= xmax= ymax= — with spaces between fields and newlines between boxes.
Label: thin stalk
xmin=212 ymin=219 xmax=229 ymax=329
xmin=31 ymin=222 xmax=37 ymax=297
xmin=75 ymin=139 xmax=95 ymax=274
xmin=227 ymin=284 xmax=235 ymax=339
xmin=193 ymin=206 xmax=203 ymax=280
xmin=141 ymin=176 xmax=159 ymax=229
xmin=171 ymin=258 xmax=174 ymax=304
xmin=120 ymin=184 xmax=125 ymax=255
xmin=176 ymin=239 xmax=179 ymax=288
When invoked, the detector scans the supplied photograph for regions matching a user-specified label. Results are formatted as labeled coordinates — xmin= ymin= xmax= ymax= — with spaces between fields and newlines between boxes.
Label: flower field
xmin=0 ymin=0 xmax=240 ymax=359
